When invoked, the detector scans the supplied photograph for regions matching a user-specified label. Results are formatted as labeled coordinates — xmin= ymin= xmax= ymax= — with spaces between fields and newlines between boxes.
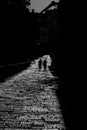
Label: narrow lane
xmin=0 ymin=55 xmax=65 ymax=130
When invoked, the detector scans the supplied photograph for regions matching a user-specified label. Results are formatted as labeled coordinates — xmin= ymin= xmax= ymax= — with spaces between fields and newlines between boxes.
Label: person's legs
xmin=43 ymin=60 xmax=47 ymax=71
xmin=39 ymin=63 xmax=41 ymax=71
xmin=44 ymin=65 xmax=46 ymax=71
xmin=38 ymin=59 xmax=42 ymax=71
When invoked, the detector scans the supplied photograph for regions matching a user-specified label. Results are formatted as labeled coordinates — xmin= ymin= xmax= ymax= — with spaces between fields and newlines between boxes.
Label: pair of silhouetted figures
xmin=38 ymin=58 xmax=47 ymax=71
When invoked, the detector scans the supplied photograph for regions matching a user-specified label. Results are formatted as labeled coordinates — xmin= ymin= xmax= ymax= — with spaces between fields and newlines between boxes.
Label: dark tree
xmin=0 ymin=0 xmax=30 ymax=16
xmin=8 ymin=0 xmax=30 ymax=14
xmin=8 ymin=0 xmax=30 ymax=8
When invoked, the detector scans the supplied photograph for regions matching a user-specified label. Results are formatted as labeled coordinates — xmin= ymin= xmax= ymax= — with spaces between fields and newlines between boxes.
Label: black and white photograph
xmin=0 ymin=0 xmax=83 ymax=130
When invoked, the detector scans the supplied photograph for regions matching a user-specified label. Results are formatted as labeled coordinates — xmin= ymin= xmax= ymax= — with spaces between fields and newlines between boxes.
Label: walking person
xmin=43 ymin=58 xmax=47 ymax=71
xmin=38 ymin=58 xmax=42 ymax=71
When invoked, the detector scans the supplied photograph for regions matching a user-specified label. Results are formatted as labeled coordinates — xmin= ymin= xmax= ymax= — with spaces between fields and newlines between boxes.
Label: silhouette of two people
xmin=38 ymin=58 xmax=47 ymax=71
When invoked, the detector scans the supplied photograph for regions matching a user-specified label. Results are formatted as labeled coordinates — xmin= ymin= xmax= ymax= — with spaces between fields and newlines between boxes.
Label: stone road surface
xmin=0 ymin=56 xmax=65 ymax=130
